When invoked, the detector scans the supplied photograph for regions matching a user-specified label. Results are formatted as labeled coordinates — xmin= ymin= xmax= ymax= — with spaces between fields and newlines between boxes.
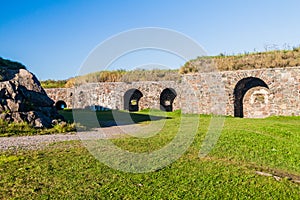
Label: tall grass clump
xmin=0 ymin=119 xmax=76 ymax=137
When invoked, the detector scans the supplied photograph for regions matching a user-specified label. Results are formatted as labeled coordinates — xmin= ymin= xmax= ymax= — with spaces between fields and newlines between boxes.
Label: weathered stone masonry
xmin=45 ymin=67 xmax=300 ymax=118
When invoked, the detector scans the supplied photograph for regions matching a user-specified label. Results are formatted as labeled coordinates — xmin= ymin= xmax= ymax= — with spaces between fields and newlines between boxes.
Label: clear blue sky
xmin=1 ymin=0 xmax=300 ymax=80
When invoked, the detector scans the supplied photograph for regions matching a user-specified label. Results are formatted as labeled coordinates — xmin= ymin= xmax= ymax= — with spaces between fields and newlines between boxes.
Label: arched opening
xmin=160 ymin=88 xmax=177 ymax=112
xmin=55 ymin=100 xmax=67 ymax=110
xmin=233 ymin=77 xmax=269 ymax=117
xmin=124 ymin=89 xmax=143 ymax=112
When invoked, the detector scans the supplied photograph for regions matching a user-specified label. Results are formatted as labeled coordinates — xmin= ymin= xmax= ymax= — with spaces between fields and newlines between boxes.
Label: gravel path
xmin=0 ymin=124 xmax=141 ymax=151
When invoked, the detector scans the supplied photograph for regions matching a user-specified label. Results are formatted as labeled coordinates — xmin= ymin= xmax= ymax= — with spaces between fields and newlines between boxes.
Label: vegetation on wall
xmin=60 ymin=47 xmax=300 ymax=87
xmin=64 ymin=70 xmax=127 ymax=88
xmin=179 ymin=47 xmax=300 ymax=74
xmin=40 ymin=79 xmax=67 ymax=88
xmin=2 ymin=47 xmax=300 ymax=87
xmin=64 ymin=69 xmax=180 ymax=88
xmin=120 ymin=69 xmax=180 ymax=82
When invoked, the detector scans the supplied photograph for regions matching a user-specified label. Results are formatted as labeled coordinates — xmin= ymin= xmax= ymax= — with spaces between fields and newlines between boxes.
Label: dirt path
xmin=0 ymin=124 xmax=141 ymax=151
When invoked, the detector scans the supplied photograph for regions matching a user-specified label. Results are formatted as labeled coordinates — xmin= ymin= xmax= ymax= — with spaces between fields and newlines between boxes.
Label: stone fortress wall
xmin=45 ymin=66 xmax=300 ymax=118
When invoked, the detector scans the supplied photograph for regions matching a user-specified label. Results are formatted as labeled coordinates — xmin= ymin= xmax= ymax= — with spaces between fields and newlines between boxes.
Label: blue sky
xmin=1 ymin=0 xmax=300 ymax=80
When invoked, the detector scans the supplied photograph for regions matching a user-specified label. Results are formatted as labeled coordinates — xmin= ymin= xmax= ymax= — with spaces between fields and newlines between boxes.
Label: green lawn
xmin=0 ymin=110 xmax=299 ymax=199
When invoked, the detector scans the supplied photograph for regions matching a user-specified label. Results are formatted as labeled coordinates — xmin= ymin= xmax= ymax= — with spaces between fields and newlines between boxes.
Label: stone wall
xmin=45 ymin=81 xmax=183 ymax=111
xmin=45 ymin=88 xmax=74 ymax=110
xmin=182 ymin=66 xmax=300 ymax=117
xmin=45 ymin=66 xmax=300 ymax=118
xmin=72 ymin=81 xmax=182 ymax=111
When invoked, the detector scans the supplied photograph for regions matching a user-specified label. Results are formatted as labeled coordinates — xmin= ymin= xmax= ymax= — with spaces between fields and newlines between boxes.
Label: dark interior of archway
xmin=233 ymin=77 xmax=269 ymax=117
xmin=55 ymin=100 xmax=67 ymax=110
xmin=160 ymin=88 xmax=177 ymax=112
xmin=124 ymin=89 xmax=143 ymax=112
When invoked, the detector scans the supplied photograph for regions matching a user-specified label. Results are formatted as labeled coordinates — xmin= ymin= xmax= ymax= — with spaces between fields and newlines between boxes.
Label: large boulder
xmin=0 ymin=63 xmax=64 ymax=128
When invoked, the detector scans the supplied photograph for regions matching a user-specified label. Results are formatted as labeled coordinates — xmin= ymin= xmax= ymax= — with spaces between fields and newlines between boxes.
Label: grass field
xmin=0 ymin=110 xmax=299 ymax=199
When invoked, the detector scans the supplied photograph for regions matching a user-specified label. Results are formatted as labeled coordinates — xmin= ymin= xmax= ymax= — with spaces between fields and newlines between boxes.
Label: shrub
xmin=40 ymin=79 xmax=67 ymax=88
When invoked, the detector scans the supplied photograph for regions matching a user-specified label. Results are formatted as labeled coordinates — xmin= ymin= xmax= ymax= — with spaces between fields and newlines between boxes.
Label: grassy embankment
xmin=40 ymin=47 xmax=300 ymax=88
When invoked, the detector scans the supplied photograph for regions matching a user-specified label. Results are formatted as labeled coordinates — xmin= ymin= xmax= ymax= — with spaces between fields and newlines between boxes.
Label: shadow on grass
xmin=59 ymin=109 xmax=171 ymax=129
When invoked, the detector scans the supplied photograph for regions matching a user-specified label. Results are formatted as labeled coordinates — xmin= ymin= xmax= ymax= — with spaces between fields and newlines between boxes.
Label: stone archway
xmin=124 ymin=89 xmax=143 ymax=112
xmin=160 ymin=88 xmax=177 ymax=112
xmin=55 ymin=100 xmax=67 ymax=110
xmin=233 ymin=77 xmax=269 ymax=117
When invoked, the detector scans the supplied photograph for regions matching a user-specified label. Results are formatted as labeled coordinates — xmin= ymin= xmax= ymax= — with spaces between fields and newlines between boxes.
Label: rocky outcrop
xmin=0 ymin=66 xmax=64 ymax=128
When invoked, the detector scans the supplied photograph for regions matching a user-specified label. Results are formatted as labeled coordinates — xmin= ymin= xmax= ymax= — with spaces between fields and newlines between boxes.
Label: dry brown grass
xmin=47 ymin=48 xmax=300 ymax=87
xmin=65 ymin=69 xmax=180 ymax=87
xmin=179 ymin=47 xmax=300 ymax=74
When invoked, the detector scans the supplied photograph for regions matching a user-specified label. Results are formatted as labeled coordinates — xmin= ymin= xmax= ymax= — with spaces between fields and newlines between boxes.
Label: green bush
xmin=40 ymin=79 xmax=67 ymax=88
